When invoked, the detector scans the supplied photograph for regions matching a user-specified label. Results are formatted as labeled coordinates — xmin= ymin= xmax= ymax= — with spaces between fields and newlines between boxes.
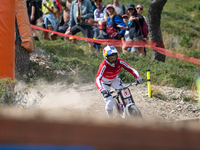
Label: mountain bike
xmin=109 ymin=81 xmax=142 ymax=118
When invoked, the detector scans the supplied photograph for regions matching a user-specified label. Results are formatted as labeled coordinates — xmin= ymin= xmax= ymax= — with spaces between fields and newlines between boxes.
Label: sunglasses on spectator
xmin=128 ymin=8 xmax=134 ymax=11
xmin=136 ymin=7 xmax=143 ymax=10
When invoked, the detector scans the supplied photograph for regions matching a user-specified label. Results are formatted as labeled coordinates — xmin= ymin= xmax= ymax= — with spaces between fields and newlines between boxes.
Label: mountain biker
xmin=95 ymin=45 xmax=143 ymax=118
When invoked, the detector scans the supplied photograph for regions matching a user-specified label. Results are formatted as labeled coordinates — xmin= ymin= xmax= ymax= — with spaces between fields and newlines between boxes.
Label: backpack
xmin=106 ymin=15 xmax=123 ymax=39
xmin=106 ymin=25 xmax=118 ymax=39
xmin=135 ymin=16 xmax=149 ymax=38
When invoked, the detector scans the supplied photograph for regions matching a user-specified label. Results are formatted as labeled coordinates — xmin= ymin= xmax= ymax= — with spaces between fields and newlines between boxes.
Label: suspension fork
xmin=119 ymin=93 xmax=127 ymax=107
xmin=116 ymin=96 xmax=120 ymax=103
xmin=130 ymin=95 xmax=135 ymax=104
xmin=115 ymin=94 xmax=124 ymax=115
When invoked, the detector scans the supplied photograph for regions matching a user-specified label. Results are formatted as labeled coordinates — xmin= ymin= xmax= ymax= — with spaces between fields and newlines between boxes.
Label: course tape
xmin=31 ymin=25 xmax=200 ymax=66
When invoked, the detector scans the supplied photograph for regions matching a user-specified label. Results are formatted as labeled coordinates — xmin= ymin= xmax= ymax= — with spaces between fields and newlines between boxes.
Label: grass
xmin=182 ymin=94 xmax=196 ymax=103
xmin=29 ymin=37 xmax=200 ymax=90
xmin=151 ymin=87 xmax=167 ymax=101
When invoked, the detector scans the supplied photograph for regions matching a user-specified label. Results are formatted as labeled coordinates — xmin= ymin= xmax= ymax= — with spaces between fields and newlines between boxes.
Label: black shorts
xmin=43 ymin=18 xmax=52 ymax=29
xmin=70 ymin=24 xmax=93 ymax=38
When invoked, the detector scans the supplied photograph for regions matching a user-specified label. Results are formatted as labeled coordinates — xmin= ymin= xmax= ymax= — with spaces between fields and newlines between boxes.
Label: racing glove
xmin=137 ymin=77 xmax=143 ymax=84
xmin=101 ymin=89 xmax=111 ymax=98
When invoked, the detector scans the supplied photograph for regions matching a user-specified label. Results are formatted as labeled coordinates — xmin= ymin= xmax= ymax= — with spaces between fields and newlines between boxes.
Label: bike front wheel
xmin=113 ymin=99 xmax=121 ymax=113
xmin=128 ymin=105 xmax=142 ymax=118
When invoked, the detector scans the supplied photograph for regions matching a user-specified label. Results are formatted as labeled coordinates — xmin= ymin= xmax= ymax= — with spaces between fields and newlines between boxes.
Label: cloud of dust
xmin=14 ymin=80 xmax=109 ymax=121
xmin=39 ymin=87 xmax=90 ymax=110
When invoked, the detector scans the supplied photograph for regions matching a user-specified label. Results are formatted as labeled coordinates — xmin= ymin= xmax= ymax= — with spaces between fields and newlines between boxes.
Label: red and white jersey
xmin=95 ymin=58 xmax=141 ymax=91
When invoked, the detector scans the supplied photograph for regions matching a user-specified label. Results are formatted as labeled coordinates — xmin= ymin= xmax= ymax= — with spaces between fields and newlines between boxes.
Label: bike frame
xmin=110 ymin=82 xmax=138 ymax=118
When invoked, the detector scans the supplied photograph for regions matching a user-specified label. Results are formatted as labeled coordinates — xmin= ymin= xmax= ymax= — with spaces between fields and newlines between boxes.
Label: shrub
xmin=179 ymin=34 xmax=192 ymax=48
xmin=0 ymin=78 xmax=16 ymax=104
xmin=182 ymin=94 xmax=195 ymax=103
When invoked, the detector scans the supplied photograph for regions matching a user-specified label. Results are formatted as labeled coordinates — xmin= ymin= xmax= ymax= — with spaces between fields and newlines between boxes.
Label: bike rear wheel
xmin=128 ymin=105 xmax=142 ymax=118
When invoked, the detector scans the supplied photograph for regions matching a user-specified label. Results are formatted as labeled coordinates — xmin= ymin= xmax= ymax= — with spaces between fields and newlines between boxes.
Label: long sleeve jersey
xmin=95 ymin=58 xmax=141 ymax=91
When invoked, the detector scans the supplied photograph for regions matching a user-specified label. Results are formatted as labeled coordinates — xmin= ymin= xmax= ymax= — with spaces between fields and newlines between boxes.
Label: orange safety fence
xmin=30 ymin=25 xmax=200 ymax=66
xmin=152 ymin=46 xmax=200 ymax=66
xmin=0 ymin=0 xmax=15 ymax=80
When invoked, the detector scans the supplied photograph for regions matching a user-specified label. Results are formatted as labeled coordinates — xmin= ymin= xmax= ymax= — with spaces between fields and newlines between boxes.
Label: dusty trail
xmin=15 ymin=80 xmax=199 ymax=122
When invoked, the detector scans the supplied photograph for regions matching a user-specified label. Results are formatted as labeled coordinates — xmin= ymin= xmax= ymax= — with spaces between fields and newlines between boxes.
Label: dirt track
xmin=14 ymin=80 xmax=199 ymax=122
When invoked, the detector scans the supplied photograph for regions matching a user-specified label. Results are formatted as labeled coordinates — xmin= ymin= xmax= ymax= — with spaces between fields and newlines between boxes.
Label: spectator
xmin=127 ymin=3 xmax=145 ymax=56
xmin=51 ymin=0 xmax=72 ymax=41
xmin=65 ymin=0 xmax=94 ymax=53
xmin=52 ymin=0 xmax=61 ymax=20
xmin=26 ymin=0 xmax=42 ymax=41
xmin=90 ymin=0 xmax=97 ymax=14
xmin=136 ymin=4 xmax=147 ymax=56
xmin=96 ymin=4 xmax=126 ymax=55
xmin=121 ymin=14 xmax=136 ymax=53
xmin=86 ymin=0 xmax=106 ymax=52
xmin=36 ymin=0 xmax=43 ymax=26
xmin=113 ymin=0 xmax=128 ymax=17
xmin=42 ymin=0 xmax=57 ymax=40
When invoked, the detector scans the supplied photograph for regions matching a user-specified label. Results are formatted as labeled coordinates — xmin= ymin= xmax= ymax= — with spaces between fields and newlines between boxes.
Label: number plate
xmin=121 ymin=88 xmax=131 ymax=98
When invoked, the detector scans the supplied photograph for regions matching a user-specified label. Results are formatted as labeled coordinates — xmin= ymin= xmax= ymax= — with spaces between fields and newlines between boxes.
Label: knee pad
xmin=105 ymin=98 xmax=114 ymax=111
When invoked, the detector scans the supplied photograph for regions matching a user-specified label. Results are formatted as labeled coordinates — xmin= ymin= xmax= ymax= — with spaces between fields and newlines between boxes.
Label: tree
xmin=148 ymin=0 xmax=167 ymax=62
xmin=15 ymin=19 xmax=30 ymax=77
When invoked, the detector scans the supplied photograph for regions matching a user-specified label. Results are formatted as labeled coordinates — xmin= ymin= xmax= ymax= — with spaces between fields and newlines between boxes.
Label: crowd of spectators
xmin=26 ymin=0 xmax=148 ymax=56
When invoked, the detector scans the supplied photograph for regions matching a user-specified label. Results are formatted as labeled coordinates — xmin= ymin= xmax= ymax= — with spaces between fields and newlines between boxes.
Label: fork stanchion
xmin=147 ymin=69 xmax=152 ymax=98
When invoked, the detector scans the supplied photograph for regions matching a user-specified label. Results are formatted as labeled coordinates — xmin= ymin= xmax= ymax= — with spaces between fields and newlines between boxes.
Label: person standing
xmin=85 ymin=0 xmax=106 ymax=52
xmin=136 ymin=4 xmax=147 ymax=56
xmin=26 ymin=0 xmax=42 ymax=41
xmin=121 ymin=14 xmax=136 ymax=53
xmin=90 ymin=0 xmax=97 ymax=15
xmin=96 ymin=4 xmax=126 ymax=55
xmin=112 ymin=0 xmax=128 ymax=17
xmin=127 ymin=3 xmax=145 ymax=56
xmin=42 ymin=0 xmax=57 ymax=40
xmin=65 ymin=0 xmax=94 ymax=53
xmin=36 ymin=0 xmax=43 ymax=26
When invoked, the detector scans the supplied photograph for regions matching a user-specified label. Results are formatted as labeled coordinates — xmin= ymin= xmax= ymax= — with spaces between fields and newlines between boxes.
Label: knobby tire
xmin=113 ymin=99 xmax=121 ymax=114
xmin=128 ymin=105 xmax=142 ymax=118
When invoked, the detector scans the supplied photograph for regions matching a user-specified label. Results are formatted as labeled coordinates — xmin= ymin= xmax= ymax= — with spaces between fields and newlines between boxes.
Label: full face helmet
xmin=103 ymin=45 xmax=118 ymax=67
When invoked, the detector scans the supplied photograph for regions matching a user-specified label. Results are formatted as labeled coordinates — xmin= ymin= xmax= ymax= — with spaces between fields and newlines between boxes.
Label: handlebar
xmin=109 ymin=81 xmax=138 ymax=93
